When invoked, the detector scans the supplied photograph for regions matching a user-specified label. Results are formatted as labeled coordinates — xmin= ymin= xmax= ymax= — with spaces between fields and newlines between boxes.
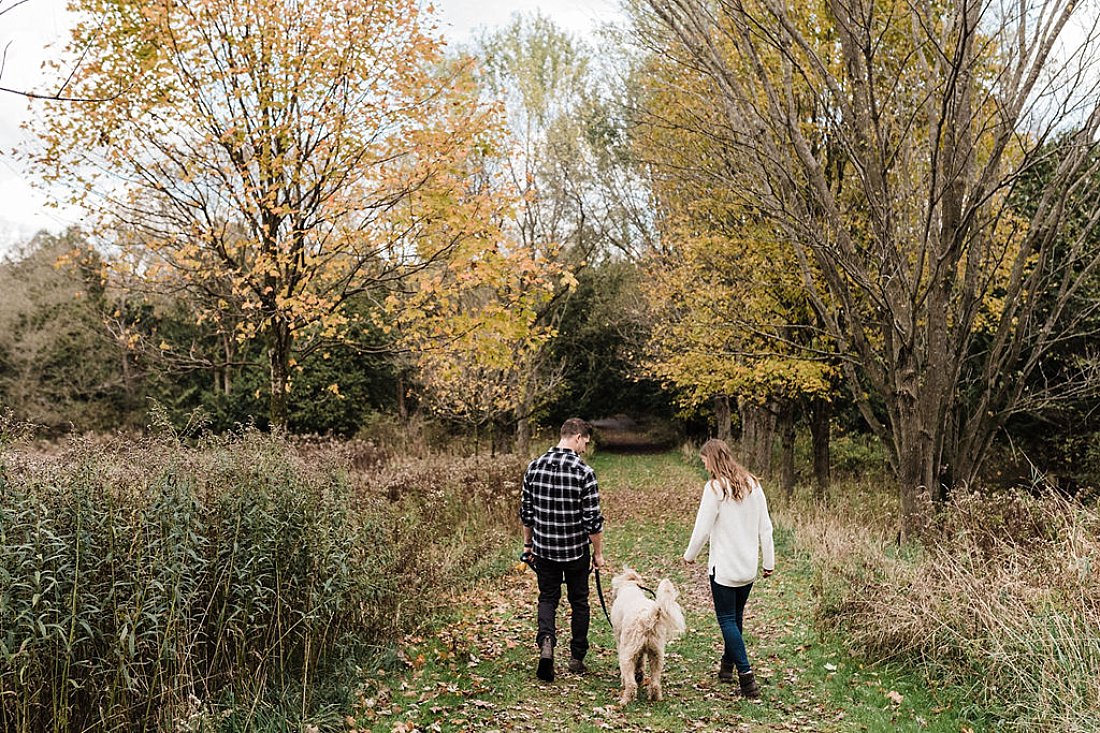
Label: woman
xmin=683 ymin=438 xmax=775 ymax=698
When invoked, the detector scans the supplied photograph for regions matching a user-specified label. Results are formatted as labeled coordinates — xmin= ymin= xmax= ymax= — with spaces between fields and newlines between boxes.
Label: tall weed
xmin=796 ymin=486 xmax=1100 ymax=731
xmin=0 ymin=431 xmax=522 ymax=731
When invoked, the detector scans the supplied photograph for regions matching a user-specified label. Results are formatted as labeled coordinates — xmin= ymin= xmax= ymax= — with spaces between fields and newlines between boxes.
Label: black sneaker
xmin=567 ymin=658 xmax=586 ymax=674
xmin=536 ymin=638 xmax=555 ymax=682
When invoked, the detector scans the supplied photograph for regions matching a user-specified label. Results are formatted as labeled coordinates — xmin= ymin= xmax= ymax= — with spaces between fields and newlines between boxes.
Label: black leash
xmin=522 ymin=550 xmax=652 ymax=628
xmin=593 ymin=566 xmax=614 ymax=628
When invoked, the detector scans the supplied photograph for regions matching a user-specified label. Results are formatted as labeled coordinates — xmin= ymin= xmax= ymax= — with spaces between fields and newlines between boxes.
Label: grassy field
xmin=355 ymin=450 xmax=989 ymax=733
xmin=0 ymin=432 xmax=526 ymax=733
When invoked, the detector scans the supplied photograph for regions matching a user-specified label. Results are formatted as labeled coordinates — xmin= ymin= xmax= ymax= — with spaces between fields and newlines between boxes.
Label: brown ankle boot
xmin=718 ymin=659 xmax=735 ymax=683
xmin=738 ymin=671 xmax=760 ymax=698
xmin=536 ymin=637 xmax=555 ymax=682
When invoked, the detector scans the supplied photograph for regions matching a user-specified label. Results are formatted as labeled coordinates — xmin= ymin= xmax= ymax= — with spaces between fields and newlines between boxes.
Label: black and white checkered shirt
xmin=520 ymin=447 xmax=604 ymax=563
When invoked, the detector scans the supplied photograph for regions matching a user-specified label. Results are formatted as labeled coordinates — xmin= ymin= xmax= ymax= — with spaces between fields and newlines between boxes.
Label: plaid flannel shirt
xmin=520 ymin=447 xmax=604 ymax=563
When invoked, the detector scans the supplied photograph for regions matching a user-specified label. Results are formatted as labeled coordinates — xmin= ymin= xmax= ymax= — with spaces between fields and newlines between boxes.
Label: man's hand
xmin=592 ymin=552 xmax=605 ymax=569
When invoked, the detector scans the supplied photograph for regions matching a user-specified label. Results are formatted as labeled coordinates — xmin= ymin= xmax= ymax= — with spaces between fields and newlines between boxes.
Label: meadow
xmin=2 ymin=431 xmax=1098 ymax=731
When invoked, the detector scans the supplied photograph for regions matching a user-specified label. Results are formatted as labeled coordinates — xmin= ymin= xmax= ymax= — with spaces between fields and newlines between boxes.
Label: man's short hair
xmin=560 ymin=417 xmax=592 ymax=439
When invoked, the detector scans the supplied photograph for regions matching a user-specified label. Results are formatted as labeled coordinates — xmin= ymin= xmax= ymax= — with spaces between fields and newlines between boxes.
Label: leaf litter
xmin=356 ymin=454 xmax=946 ymax=732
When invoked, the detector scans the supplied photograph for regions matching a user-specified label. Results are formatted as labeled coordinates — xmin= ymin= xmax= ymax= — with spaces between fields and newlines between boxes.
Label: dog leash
xmin=593 ymin=566 xmax=614 ymax=628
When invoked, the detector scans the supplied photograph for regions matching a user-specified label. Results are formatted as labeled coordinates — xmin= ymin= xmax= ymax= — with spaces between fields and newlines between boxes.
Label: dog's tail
xmin=656 ymin=579 xmax=687 ymax=639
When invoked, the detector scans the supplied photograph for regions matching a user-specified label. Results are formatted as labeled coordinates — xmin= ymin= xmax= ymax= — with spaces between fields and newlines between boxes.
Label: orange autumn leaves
xmin=32 ymin=0 xmax=561 ymax=426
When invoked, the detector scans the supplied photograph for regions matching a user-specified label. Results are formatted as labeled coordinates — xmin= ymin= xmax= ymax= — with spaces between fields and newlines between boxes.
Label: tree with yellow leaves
xmin=632 ymin=35 xmax=838 ymax=493
xmin=31 ymin=0 xmax=517 ymax=428
xmin=398 ymin=248 xmax=565 ymax=451
xmin=636 ymin=0 xmax=1100 ymax=534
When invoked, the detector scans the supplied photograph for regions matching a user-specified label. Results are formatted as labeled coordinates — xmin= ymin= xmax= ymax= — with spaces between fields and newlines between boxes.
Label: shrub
xmin=365 ymin=452 xmax=526 ymax=603
xmin=827 ymin=432 xmax=889 ymax=476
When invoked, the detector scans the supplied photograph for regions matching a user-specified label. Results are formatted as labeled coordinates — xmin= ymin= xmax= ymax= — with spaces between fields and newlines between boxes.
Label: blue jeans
xmin=711 ymin=576 xmax=753 ymax=674
xmin=535 ymin=549 xmax=591 ymax=661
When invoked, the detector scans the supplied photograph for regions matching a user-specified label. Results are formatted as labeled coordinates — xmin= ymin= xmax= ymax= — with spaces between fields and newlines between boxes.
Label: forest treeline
xmin=4 ymin=0 xmax=1100 ymax=532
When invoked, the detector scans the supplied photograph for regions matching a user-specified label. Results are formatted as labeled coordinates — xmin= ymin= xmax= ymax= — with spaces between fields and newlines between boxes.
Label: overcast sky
xmin=0 ymin=0 xmax=622 ymax=243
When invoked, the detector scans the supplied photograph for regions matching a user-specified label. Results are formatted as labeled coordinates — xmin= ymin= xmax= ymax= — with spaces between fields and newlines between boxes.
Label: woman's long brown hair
xmin=699 ymin=438 xmax=756 ymax=501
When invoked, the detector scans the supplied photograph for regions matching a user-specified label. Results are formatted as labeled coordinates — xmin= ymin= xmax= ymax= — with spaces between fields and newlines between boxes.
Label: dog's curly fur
xmin=610 ymin=567 xmax=687 ymax=705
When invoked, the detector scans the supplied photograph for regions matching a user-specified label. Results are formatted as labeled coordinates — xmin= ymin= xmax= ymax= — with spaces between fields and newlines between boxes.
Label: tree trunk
xmin=809 ymin=399 xmax=831 ymax=500
xmin=515 ymin=378 xmax=537 ymax=457
xmin=515 ymin=417 xmax=531 ymax=457
xmin=892 ymin=377 xmax=934 ymax=541
xmin=396 ymin=372 xmax=408 ymax=421
xmin=268 ymin=317 xmax=292 ymax=431
xmin=738 ymin=397 xmax=775 ymax=476
xmin=222 ymin=332 xmax=234 ymax=395
xmin=778 ymin=404 xmax=796 ymax=498
xmin=714 ymin=394 xmax=732 ymax=442
xmin=120 ymin=349 xmax=134 ymax=400
xmin=895 ymin=441 xmax=929 ymax=542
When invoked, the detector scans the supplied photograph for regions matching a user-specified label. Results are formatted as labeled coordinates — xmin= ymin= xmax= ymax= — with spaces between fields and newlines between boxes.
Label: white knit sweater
xmin=683 ymin=478 xmax=775 ymax=587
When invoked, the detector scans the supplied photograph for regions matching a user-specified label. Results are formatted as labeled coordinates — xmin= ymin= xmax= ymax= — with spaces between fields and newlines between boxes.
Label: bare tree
xmin=638 ymin=0 xmax=1100 ymax=534
xmin=476 ymin=14 xmax=655 ymax=453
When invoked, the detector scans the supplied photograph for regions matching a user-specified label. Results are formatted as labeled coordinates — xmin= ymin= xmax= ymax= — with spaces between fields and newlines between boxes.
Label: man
xmin=520 ymin=417 xmax=605 ymax=683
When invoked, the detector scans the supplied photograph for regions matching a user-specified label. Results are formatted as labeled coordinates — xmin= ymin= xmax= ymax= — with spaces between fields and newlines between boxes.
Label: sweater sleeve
xmin=757 ymin=484 xmax=775 ymax=571
xmin=684 ymin=481 xmax=719 ymax=562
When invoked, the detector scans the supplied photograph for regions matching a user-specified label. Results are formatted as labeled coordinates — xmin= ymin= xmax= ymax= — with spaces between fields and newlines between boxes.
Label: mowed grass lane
xmin=357 ymin=451 xmax=986 ymax=733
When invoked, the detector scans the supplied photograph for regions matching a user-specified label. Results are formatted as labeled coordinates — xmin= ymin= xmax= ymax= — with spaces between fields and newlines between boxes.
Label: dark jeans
xmin=535 ymin=548 xmax=591 ymax=661
xmin=711 ymin=576 xmax=753 ymax=674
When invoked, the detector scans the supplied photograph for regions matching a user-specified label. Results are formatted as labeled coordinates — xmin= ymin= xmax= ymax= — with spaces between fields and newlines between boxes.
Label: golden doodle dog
xmin=610 ymin=567 xmax=687 ymax=705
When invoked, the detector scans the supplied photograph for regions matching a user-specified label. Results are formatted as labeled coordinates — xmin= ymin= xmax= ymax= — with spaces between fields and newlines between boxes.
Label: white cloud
xmin=0 ymin=0 xmax=82 ymax=241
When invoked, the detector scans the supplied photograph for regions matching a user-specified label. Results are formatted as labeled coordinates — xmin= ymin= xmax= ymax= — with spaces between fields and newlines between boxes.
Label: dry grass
xmin=0 ymin=429 xmax=523 ymax=732
xmin=774 ymin=479 xmax=1100 ymax=731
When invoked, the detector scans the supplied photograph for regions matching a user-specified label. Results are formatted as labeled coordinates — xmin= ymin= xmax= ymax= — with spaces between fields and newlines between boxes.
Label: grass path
xmin=357 ymin=452 xmax=984 ymax=733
